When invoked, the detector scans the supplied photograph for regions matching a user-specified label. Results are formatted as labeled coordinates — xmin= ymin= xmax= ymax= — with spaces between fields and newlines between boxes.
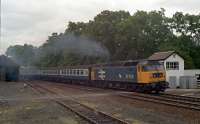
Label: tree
xmin=6 ymin=9 xmax=200 ymax=69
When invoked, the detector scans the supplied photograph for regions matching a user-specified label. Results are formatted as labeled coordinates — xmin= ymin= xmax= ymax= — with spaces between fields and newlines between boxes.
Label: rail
xmin=27 ymin=81 xmax=129 ymax=124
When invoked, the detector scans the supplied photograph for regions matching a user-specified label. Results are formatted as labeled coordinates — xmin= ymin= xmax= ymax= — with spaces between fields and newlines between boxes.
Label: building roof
xmin=0 ymin=55 xmax=19 ymax=67
xmin=148 ymin=51 xmax=175 ymax=61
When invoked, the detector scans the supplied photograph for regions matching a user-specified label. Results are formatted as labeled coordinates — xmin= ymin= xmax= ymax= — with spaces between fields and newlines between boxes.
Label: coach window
xmin=72 ymin=69 xmax=74 ymax=75
xmin=68 ymin=69 xmax=70 ymax=75
xmin=64 ymin=69 xmax=66 ymax=75
xmin=77 ymin=70 xmax=80 ymax=75
xmin=66 ymin=69 xmax=68 ymax=75
xmin=80 ymin=70 xmax=84 ymax=75
xmin=73 ymin=69 xmax=76 ymax=76
xmin=71 ymin=69 xmax=73 ymax=75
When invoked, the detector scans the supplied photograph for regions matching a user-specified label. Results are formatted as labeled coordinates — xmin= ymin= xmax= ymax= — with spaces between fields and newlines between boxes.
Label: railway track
xmin=27 ymin=81 xmax=129 ymax=124
xmin=159 ymin=93 xmax=200 ymax=103
xmin=42 ymin=82 xmax=200 ymax=111
xmin=119 ymin=92 xmax=200 ymax=111
xmin=43 ymin=81 xmax=116 ymax=93
xmin=28 ymin=81 xmax=200 ymax=111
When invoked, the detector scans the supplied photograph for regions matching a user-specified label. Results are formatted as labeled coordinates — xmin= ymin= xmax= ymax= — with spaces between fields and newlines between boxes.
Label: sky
xmin=0 ymin=0 xmax=200 ymax=54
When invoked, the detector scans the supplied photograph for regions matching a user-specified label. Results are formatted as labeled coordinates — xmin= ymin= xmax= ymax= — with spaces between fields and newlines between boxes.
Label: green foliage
xmin=6 ymin=9 xmax=200 ymax=68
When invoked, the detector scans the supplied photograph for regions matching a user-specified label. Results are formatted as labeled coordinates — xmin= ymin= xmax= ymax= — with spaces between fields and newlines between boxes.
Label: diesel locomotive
xmin=20 ymin=60 xmax=168 ymax=92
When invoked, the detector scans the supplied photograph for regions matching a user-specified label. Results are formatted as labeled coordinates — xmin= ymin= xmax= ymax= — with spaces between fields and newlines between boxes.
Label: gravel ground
xmin=77 ymin=94 xmax=200 ymax=124
xmin=37 ymin=81 xmax=200 ymax=124
xmin=1 ymin=81 xmax=200 ymax=124
xmin=0 ymin=81 xmax=89 ymax=124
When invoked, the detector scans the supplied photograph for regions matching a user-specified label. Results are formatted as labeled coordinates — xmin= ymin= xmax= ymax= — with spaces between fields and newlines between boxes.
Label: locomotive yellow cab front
xmin=136 ymin=61 xmax=168 ymax=92
xmin=137 ymin=64 xmax=166 ymax=83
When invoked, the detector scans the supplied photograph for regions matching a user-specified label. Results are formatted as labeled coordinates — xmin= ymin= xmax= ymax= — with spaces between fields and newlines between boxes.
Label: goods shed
xmin=0 ymin=55 xmax=19 ymax=81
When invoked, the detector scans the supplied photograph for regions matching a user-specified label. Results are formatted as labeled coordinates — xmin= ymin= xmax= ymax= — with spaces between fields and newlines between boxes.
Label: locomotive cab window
xmin=142 ymin=65 xmax=164 ymax=71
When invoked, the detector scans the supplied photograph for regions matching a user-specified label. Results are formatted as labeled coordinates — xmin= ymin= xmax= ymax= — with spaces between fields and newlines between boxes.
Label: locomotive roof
xmin=90 ymin=59 xmax=149 ymax=67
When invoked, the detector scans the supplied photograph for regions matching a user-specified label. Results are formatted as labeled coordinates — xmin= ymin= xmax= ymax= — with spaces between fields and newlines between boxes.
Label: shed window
xmin=166 ymin=62 xmax=179 ymax=70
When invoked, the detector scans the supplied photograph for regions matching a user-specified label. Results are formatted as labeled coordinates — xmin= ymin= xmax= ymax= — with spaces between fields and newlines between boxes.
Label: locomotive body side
xmin=91 ymin=66 xmax=137 ymax=82
xmin=90 ymin=60 xmax=168 ymax=92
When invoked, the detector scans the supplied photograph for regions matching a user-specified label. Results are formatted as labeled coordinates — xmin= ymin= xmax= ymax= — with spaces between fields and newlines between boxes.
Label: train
xmin=20 ymin=60 xmax=168 ymax=93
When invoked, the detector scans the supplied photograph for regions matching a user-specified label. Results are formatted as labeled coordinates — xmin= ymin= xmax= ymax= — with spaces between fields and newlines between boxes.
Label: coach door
xmin=90 ymin=68 xmax=96 ymax=80
xmin=137 ymin=65 xmax=142 ymax=83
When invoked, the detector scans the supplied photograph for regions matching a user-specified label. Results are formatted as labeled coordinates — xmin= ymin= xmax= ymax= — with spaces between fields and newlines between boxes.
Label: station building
xmin=0 ymin=55 xmax=19 ymax=81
